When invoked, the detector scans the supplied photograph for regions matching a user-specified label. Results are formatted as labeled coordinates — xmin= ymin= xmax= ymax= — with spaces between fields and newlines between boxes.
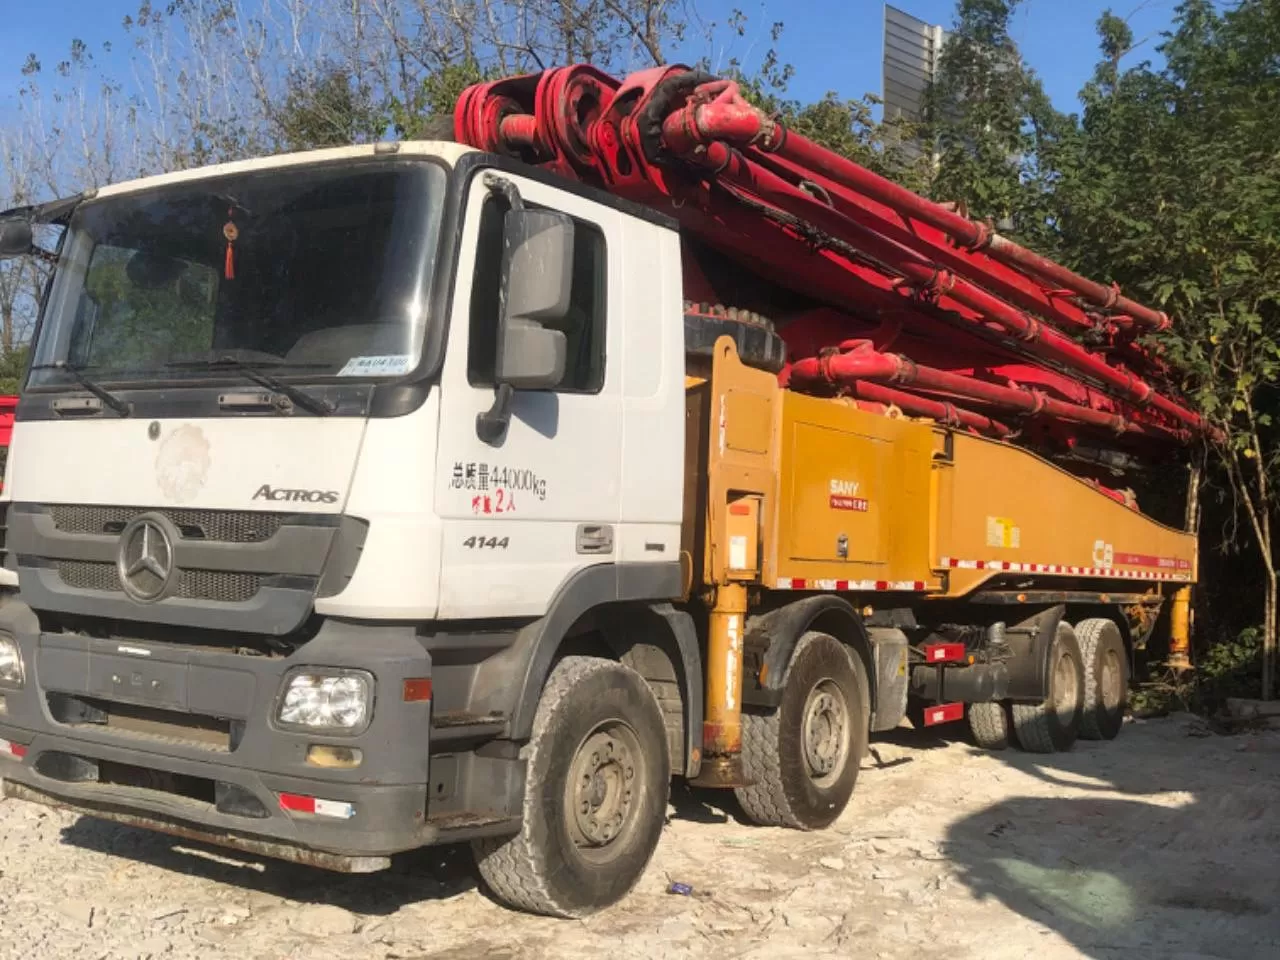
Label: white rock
xmin=818 ymin=857 xmax=846 ymax=871
xmin=290 ymin=904 xmax=359 ymax=938
xmin=55 ymin=899 xmax=94 ymax=928
xmin=134 ymin=936 xmax=171 ymax=958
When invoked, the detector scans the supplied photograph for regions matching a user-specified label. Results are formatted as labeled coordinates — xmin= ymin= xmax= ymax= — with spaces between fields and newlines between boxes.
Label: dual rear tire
xmin=968 ymin=617 xmax=1128 ymax=753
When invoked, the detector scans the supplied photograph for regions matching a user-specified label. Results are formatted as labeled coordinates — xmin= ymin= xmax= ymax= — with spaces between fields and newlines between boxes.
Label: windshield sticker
xmin=337 ymin=354 xmax=412 ymax=377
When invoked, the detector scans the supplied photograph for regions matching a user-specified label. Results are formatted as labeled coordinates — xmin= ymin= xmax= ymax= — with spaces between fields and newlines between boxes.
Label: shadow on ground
xmin=941 ymin=727 xmax=1280 ymax=959
xmin=59 ymin=816 xmax=477 ymax=916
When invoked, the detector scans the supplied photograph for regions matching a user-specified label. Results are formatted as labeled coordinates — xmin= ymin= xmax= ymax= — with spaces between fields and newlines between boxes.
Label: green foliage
xmin=275 ymin=68 xmax=387 ymax=151
xmin=1130 ymin=627 xmax=1263 ymax=717
xmin=1198 ymin=627 xmax=1264 ymax=704
xmin=927 ymin=0 xmax=1072 ymax=251
xmin=0 ymin=345 xmax=30 ymax=396
xmin=392 ymin=61 xmax=492 ymax=141
xmin=1051 ymin=0 xmax=1280 ymax=696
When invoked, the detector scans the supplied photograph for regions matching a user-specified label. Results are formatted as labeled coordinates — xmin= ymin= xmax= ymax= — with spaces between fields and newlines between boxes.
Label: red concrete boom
xmin=453 ymin=65 xmax=1209 ymax=452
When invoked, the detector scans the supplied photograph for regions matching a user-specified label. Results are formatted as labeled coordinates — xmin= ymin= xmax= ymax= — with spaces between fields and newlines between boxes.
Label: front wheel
xmin=472 ymin=656 xmax=670 ymax=917
xmin=736 ymin=631 xmax=869 ymax=830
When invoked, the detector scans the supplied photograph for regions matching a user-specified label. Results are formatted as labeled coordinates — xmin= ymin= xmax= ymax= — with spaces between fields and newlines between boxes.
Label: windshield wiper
xmin=33 ymin=362 xmax=132 ymax=417
xmin=166 ymin=356 xmax=334 ymax=416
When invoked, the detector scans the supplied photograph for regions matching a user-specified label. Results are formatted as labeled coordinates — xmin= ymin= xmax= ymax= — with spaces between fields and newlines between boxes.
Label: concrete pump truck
xmin=0 ymin=64 xmax=1201 ymax=916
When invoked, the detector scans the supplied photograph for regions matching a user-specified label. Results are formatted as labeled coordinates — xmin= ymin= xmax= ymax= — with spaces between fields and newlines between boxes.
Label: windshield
xmin=31 ymin=159 xmax=445 ymax=387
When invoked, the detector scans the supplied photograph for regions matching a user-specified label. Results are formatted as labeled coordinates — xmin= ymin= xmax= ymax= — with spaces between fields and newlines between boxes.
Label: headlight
xmin=277 ymin=670 xmax=373 ymax=732
xmin=0 ymin=636 xmax=23 ymax=687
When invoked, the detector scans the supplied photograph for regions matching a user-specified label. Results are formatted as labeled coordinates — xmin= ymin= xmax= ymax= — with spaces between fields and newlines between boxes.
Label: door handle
xmin=576 ymin=524 xmax=615 ymax=555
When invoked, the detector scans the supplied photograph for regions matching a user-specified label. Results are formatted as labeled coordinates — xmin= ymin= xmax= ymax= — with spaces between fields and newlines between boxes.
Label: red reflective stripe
xmin=923 ymin=643 xmax=966 ymax=663
xmin=278 ymin=792 xmax=316 ymax=814
xmin=924 ymin=702 xmax=964 ymax=726
xmin=941 ymin=557 xmax=1191 ymax=582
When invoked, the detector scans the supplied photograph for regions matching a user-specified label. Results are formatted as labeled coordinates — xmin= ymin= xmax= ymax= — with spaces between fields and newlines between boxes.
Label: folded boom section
xmin=454 ymin=64 xmax=1208 ymax=455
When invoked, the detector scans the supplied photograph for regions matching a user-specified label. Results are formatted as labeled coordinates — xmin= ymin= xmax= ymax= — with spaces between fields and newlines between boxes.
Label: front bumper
xmin=0 ymin=607 xmax=447 ymax=864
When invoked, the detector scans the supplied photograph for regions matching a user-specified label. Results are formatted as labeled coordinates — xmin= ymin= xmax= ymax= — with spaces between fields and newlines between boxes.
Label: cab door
xmin=433 ymin=170 xmax=624 ymax=618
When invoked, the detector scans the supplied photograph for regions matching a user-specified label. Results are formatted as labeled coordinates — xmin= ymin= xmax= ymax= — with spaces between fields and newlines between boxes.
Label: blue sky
xmin=0 ymin=0 xmax=1186 ymax=115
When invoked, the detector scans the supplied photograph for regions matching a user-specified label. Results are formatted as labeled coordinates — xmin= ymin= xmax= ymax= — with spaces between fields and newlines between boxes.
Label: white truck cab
xmin=0 ymin=143 xmax=696 ymax=906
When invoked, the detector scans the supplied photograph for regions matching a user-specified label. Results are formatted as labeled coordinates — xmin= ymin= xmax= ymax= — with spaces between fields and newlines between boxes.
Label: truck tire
xmin=967 ymin=701 xmax=1011 ymax=750
xmin=1075 ymin=617 xmax=1128 ymax=740
xmin=735 ymin=631 xmax=868 ymax=830
xmin=472 ymin=656 xmax=670 ymax=917
xmin=1011 ymin=622 xmax=1084 ymax=753
xmin=684 ymin=302 xmax=788 ymax=373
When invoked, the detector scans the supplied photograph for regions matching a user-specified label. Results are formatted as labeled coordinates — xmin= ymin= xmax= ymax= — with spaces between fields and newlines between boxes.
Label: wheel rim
xmin=1052 ymin=650 xmax=1080 ymax=720
xmin=800 ymin=678 xmax=851 ymax=788
xmin=1100 ymin=648 xmax=1124 ymax=711
xmin=565 ymin=719 xmax=644 ymax=862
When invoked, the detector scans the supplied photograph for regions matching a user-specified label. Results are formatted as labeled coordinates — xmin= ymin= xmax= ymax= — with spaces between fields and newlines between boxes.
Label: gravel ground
xmin=1 ymin=715 xmax=1277 ymax=960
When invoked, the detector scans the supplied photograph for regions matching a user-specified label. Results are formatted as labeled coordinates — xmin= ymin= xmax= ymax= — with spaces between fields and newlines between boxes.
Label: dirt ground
xmin=1 ymin=714 xmax=1277 ymax=960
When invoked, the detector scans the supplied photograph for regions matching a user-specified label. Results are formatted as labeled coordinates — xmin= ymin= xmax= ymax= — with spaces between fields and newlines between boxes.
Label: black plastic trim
xmin=464 ymin=562 xmax=683 ymax=741
xmin=745 ymin=596 xmax=876 ymax=716
xmin=1003 ymin=605 xmax=1066 ymax=702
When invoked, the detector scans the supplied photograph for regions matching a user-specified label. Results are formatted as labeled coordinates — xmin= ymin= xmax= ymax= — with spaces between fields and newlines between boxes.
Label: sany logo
xmin=829 ymin=478 xmax=869 ymax=513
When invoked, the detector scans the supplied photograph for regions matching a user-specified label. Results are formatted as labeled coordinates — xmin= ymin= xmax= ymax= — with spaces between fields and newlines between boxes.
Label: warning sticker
xmin=337 ymin=354 xmax=413 ymax=377
xmin=986 ymin=516 xmax=1021 ymax=549
xmin=1114 ymin=552 xmax=1192 ymax=570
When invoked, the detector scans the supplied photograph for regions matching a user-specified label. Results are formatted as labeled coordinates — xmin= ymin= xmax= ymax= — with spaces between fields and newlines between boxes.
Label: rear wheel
xmin=1011 ymin=622 xmax=1084 ymax=753
xmin=1076 ymin=618 xmax=1128 ymax=740
xmin=736 ymin=632 xmax=868 ymax=830
xmin=968 ymin=701 xmax=1012 ymax=750
xmin=472 ymin=656 xmax=670 ymax=917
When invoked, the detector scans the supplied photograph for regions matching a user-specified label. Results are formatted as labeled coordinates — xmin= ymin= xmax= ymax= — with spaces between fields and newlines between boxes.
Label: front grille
xmin=176 ymin=569 xmax=261 ymax=603
xmin=57 ymin=559 xmax=121 ymax=592
xmin=57 ymin=560 xmax=263 ymax=603
xmin=50 ymin=505 xmax=284 ymax=543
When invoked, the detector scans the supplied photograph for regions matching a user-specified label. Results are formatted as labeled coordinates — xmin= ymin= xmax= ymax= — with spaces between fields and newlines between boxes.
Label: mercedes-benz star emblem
xmin=117 ymin=515 xmax=175 ymax=603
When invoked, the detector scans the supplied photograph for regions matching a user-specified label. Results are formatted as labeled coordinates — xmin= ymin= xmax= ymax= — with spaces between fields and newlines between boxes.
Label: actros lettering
xmin=252 ymin=484 xmax=340 ymax=504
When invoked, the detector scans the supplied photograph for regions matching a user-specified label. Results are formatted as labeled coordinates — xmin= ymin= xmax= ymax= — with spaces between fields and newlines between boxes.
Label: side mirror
xmin=496 ymin=319 xmax=566 ymax=390
xmin=493 ymin=207 xmax=575 ymax=389
xmin=478 ymin=204 xmax=576 ymax=444
xmin=0 ymin=218 xmax=33 ymax=260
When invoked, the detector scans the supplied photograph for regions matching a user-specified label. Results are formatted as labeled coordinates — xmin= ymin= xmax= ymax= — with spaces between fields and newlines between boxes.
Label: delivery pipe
xmin=698 ymin=144 xmax=1206 ymax=434
xmin=790 ymin=342 xmax=1189 ymax=442
xmin=661 ymin=78 xmax=1171 ymax=332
